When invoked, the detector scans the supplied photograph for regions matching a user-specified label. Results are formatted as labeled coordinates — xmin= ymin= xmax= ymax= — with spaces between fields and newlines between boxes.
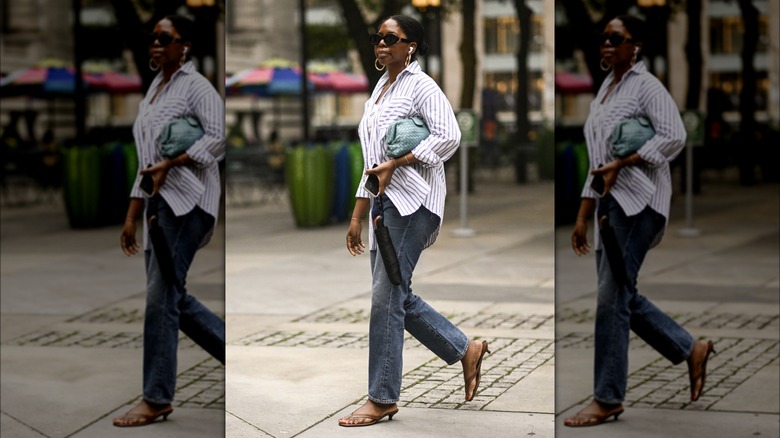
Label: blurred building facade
xmin=557 ymin=0 xmax=779 ymax=128
xmin=1 ymin=1 xmax=225 ymax=143
xmin=224 ymin=0 xmax=554 ymax=146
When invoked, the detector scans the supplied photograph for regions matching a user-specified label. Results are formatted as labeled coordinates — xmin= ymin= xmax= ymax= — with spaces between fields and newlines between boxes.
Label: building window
xmin=2 ymin=2 xmax=39 ymax=33
xmin=484 ymin=71 xmax=543 ymax=113
xmin=228 ymin=0 xmax=263 ymax=32
xmin=709 ymin=71 xmax=769 ymax=111
xmin=709 ymin=15 xmax=769 ymax=55
xmin=483 ymin=16 xmax=543 ymax=55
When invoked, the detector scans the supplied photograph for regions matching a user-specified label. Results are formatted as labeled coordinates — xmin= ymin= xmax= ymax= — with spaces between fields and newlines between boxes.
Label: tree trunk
xmin=737 ymin=0 xmax=759 ymax=184
xmin=335 ymin=0 xmax=403 ymax=90
xmin=513 ymin=0 xmax=531 ymax=183
xmin=109 ymin=0 xmax=184 ymax=92
xmin=459 ymin=0 xmax=476 ymax=109
xmin=684 ymin=0 xmax=703 ymax=110
xmin=559 ymin=0 xmax=631 ymax=92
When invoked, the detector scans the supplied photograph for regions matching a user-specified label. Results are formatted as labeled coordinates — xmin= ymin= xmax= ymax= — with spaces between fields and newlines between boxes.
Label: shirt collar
xmin=603 ymin=60 xmax=646 ymax=89
xmin=152 ymin=60 xmax=195 ymax=85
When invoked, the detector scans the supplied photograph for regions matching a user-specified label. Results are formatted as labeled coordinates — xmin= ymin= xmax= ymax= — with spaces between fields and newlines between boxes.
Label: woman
xmin=338 ymin=15 xmax=490 ymax=428
xmin=113 ymin=15 xmax=225 ymax=427
xmin=563 ymin=15 xmax=715 ymax=427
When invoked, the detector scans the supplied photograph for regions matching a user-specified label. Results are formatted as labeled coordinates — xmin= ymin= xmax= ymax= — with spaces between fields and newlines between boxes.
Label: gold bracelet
xmin=405 ymin=155 xmax=411 ymax=165
xmin=350 ymin=217 xmax=363 ymax=222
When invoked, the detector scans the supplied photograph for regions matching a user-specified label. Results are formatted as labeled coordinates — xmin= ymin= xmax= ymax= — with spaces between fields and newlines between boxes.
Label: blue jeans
xmin=142 ymin=195 xmax=225 ymax=405
xmin=593 ymin=195 xmax=694 ymax=405
xmin=368 ymin=196 xmax=469 ymax=404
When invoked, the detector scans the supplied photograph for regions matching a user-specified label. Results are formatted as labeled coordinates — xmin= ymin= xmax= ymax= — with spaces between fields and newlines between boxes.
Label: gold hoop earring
xmin=180 ymin=53 xmax=186 ymax=67
xmin=600 ymin=58 xmax=611 ymax=72
xmin=149 ymin=59 xmax=160 ymax=71
xmin=374 ymin=58 xmax=385 ymax=71
xmin=631 ymin=52 xmax=638 ymax=67
xmin=405 ymin=53 xmax=411 ymax=67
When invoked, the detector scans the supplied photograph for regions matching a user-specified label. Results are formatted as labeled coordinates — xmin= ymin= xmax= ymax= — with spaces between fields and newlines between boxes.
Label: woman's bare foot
xmin=688 ymin=339 xmax=715 ymax=401
xmin=563 ymin=399 xmax=624 ymax=427
xmin=462 ymin=339 xmax=490 ymax=401
xmin=112 ymin=400 xmax=173 ymax=427
xmin=338 ymin=400 xmax=399 ymax=427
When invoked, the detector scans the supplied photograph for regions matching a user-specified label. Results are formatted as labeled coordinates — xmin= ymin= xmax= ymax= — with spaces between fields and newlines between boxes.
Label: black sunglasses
xmin=370 ymin=33 xmax=411 ymax=46
xmin=147 ymin=32 xmax=183 ymax=47
xmin=597 ymin=32 xmax=635 ymax=46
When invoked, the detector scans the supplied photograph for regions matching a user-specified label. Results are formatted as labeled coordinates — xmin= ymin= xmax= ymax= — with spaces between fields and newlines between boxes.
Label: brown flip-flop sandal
xmin=338 ymin=408 xmax=399 ymax=427
xmin=464 ymin=340 xmax=491 ymax=401
xmin=563 ymin=404 xmax=624 ymax=427
xmin=112 ymin=404 xmax=173 ymax=427
xmin=689 ymin=340 xmax=716 ymax=401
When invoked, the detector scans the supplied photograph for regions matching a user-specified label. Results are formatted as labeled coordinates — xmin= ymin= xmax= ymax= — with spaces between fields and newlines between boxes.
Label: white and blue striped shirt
xmin=131 ymin=61 xmax=225 ymax=248
xmin=357 ymin=61 xmax=461 ymax=249
xmin=582 ymin=61 xmax=686 ymax=224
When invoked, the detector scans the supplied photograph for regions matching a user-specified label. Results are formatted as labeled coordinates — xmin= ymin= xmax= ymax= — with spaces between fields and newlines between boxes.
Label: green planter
xmin=62 ymin=145 xmax=102 ymax=228
xmin=286 ymin=144 xmax=334 ymax=227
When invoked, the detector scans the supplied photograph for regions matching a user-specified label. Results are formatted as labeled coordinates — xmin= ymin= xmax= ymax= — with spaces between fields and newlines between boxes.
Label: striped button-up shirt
xmin=582 ymin=61 xmax=686 ymax=225
xmin=356 ymin=61 xmax=461 ymax=249
xmin=131 ymin=61 xmax=225 ymax=248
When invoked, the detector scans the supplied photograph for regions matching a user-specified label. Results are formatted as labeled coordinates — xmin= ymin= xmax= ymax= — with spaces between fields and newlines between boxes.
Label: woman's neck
xmin=387 ymin=64 xmax=405 ymax=82
xmin=162 ymin=64 xmax=180 ymax=82
xmin=612 ymin=62 xmax=631 ymax=83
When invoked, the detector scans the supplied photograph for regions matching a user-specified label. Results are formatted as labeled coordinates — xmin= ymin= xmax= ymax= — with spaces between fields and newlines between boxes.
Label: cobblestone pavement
xmin=3 ymin=303 xmax=226 ymax=410
xmin=558 ymin=307 xmax=779 ymax=331
xmin=231 ymin=306 xmax=554 ymax=412
xmin=558 ymin=302 xmax=780 ymax=411
xmin=562 ymin=332 xmax=778 ymax=410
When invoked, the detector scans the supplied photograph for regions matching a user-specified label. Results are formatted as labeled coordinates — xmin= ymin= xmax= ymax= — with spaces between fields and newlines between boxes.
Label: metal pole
xmin=678 ymin=140 xmax=700 ymax=237
xmin=453 ymin=142 xmax=475 ymax=237
xmin=299 ymin=0 xmax=310 ymax=143
xmin=72 ymin=0 xmax=86 ymax=141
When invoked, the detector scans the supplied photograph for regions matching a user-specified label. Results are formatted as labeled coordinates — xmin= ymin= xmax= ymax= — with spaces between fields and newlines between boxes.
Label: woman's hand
xmin=365 ymin=160 xmax=397 ymax=195
xmin=121 ymin=218 xmax=140 ymax=256
xmin=346 ymin=220 xmax=366 ymax=256
xmin=572 ymin=218 xmax=591 ymax=256
xmin=140 ymin=160 xmax=173 ymax=195
xmin=572 ymin=198 xmax=595 ymax=256
xmin=591 ymin=160 xmax=622 ymax=196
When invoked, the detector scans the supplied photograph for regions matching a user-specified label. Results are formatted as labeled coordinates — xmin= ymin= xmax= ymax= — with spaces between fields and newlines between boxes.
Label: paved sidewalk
xmin=224 ymin=178 xmax=556 ymax=437
xmin=1 ymin=198 xmax=225 ymax=438
xmin=555 ymin=180 xmax=780 ymax=437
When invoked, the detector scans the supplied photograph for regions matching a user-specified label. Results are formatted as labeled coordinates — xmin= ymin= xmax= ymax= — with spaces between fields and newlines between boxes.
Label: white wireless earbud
xmin=409 ymin=47 xmax=414 ymax=54
xmin=634 ymin=47 xmax=638 ymax=54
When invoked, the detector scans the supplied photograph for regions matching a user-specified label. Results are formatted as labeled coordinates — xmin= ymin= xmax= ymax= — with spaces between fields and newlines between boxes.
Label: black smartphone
xmin=140 ymin=165 xmax=154 ymax=196
xmin=364 ymin=164 xmax=379 ymax=197
xmin=590 ymin=164 xmax=605 ymax=196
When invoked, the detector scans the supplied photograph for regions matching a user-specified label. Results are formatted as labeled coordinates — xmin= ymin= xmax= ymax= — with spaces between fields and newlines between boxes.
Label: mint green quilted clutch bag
xmin=611 ymin=116 xmax=655 ymax=158
xmin=385 ymin=117 xmax=430 ymax=158
xmin=160 ymin=117 xmax=204 ymax=158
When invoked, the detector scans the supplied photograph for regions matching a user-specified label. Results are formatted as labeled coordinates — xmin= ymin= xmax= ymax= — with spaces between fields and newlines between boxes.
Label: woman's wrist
xmin=619 ymin=154 xmax=641 ymax=168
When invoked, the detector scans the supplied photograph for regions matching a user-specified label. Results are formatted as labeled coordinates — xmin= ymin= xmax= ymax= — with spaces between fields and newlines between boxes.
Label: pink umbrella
xmin=85 ymin=71 xmax=142 ymax=94
xmin=226 ymin=67 xmax=317 ymax=96
xmin=555 ymin=71 xmax=594 ymax=94
xmin=316 ymin=71 xmax=369 ymax=94
xmin=0 ymin=66 xmax=84 ymax=96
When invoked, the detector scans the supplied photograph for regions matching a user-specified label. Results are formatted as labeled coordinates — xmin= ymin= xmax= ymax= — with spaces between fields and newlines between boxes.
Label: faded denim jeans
xmin=593 ymin=195 xmax=694 ymax=405
xmin=368 ymin=195 xmax=469 ymax=404
xmin=143 ymin=195 xmax=225 ymax=405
